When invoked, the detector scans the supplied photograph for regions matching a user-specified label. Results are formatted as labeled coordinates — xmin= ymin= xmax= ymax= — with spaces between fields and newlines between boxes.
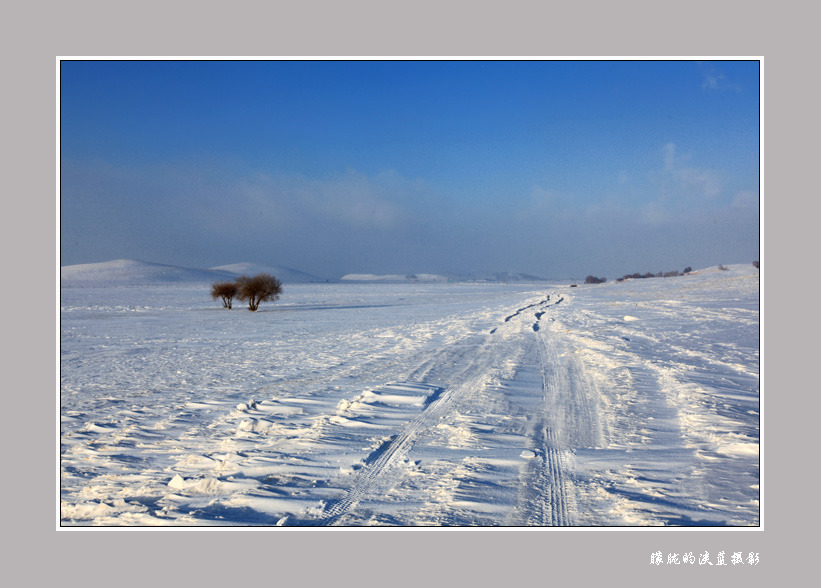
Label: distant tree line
xmin=583 ymin=262 xmax=758 ymax=286
xmin=211 ymin=273 xmax=283 ymax=311
xmin=615 ymin=266 xmax=692 ymax=282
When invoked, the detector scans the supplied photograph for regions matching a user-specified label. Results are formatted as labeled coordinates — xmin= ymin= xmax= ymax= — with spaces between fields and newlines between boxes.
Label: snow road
xmin=60 ymin=266 xmax=759 ymax=526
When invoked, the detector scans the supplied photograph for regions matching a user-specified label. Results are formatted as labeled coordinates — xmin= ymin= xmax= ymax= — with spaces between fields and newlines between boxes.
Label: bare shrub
xmin=683 ymin=266 xmax=692 ymax=274
xmin=663 ymin=270 xmax=680 ymax=277
xmin=753 ymin=260 xmax=759 ymax=269
xmin=718 ymin=264 xmax=728 ymax=271
xmin=585 ymin=275 xmax=607 ymax=284
xmin=211 ymin=281 xmax=238 ymax=309
xmin=236 ymin=273 xmax=283 ymax=311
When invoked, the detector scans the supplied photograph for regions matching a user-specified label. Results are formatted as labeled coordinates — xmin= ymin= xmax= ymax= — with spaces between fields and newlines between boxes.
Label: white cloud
xmin=676 ymin=167 xmax=722 ymax=198
xmin=639 ymin=200 xmax=673 ymax=225
xmin=525 ymin=185 xmax=558 ymax=212
xmin=293 ymin=170 xmax=406 ymax=229
xmin=702 ymin=72 xmax=725 ymax=90
xmin=659 ymin=142 xmax=724 ymax=198
xmin=227 ymin=168 xmax=415 ymax=233
xmin=699 ymin=63 xmax=742 ymax=92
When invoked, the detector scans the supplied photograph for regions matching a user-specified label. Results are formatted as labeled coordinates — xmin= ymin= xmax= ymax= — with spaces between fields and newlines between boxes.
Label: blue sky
xmin=60 ymin=59 xmax=759 ymax=279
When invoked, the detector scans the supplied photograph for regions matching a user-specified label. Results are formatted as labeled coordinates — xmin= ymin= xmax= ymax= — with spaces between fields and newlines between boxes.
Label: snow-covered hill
xmin=60 ymin=259 xmax=236 ymax=287
xmin=686 ymin=263 xmax=758 ymax=277
xmin=60 ymin=259 xmax=327 ymax=287
xmin=210 ymin=262 xmax=326 ymax=284
xmin=61 ymin=258 xmax=554 ymax=288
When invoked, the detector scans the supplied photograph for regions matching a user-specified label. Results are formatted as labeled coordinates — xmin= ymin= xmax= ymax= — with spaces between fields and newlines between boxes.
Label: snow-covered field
xmin=59 ymin=265 xmax=759 ymax=526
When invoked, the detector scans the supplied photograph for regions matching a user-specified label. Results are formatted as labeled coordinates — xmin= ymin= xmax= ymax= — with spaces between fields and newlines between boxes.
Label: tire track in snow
xmin=497 ymin=295 xmax=563 ymax=331
xmin=520 ymin=422 xmax=572 ymax=526
xmin=515 ymin=297 xmax=589 ymax=526
xmin=521 ymin=323 xmax=573 ymax=525
xmin=315 ymin=358 xmax=495 ymax=526
xmin=313 ymin=305 xmax=538 ymax=526
xmin=305 ymin=292 xmax=564 ymax=526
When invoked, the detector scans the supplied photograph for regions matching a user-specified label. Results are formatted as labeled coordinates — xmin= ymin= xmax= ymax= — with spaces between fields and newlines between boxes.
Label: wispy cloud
xmin=60 ymin=158 xmax=440 ymax=274
xmin=60 ymin=146 xmax=759 ymax=280
xmin=699 ymin=62 xmax=742 ymax=92
xmin=238 ymin=169 xmax=410 ymax=231
xmin=660 ymin=142 xmax=724 ymax=199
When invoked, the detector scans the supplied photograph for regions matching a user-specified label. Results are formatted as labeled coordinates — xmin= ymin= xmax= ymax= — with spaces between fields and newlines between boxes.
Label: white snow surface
xmin=60 ymin=264 xmax=760 ymax=526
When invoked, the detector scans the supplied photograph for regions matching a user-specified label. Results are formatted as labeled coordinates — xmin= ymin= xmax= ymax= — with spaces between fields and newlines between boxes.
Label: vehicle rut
xmin=513 ymin=297 xmax=586 ymax=526
xmin=316 ymin=292 xmax=580 ymax=526
xmin=315 ymin=334 xmax=505 ymax=525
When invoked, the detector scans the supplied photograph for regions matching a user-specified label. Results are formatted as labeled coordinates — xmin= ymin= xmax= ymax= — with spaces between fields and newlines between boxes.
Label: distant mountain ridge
xmin=210 ymin=262 xmax=326 ymax=284
xmin=451 ymin=271 xmax=548 ymax=283
xmin=341 ymin=273 xmax=449 ymax=283
xmin=60 ymin=259 xmax=235 ymax=287
xmin=341 ymin=271 xmax=547 ymax=283
xmin=60 ymin=259 xmax=327 ymax=287
xmin=60 ymin=259 xmax=550 ymax=287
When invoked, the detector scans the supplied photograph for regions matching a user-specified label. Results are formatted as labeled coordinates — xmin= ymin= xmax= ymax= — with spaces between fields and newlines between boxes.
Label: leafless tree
xmin=236 ymin=274 xmax=283 ymax=311
xmin=211 ymin=281 xmax=238 ymax=309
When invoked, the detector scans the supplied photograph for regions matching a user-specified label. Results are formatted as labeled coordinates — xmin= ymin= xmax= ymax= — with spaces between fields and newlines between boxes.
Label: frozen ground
xmin=59 ymin=265 xmax=759 ymax=526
